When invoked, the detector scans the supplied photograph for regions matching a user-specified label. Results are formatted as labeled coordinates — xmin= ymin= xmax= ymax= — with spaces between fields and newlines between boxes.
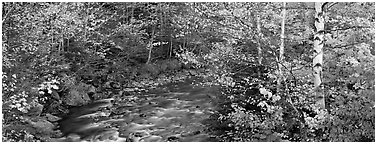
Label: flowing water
xmin=56 ymin=77 xmax=222 ymax=142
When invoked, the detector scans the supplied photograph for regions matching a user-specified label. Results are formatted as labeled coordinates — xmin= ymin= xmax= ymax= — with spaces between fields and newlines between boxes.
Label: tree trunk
xmin=146 ymin=26 xmax=155 ymax=64
xmin=168 ymin=4 xmax=173 ymax=59
xmin=84 ymin=4 xmax=87 ymax=41
xmin=131 ymin=3 xmax=135 ymax=21
xmin=257 ymin=15 xmax=262 ymax=65
xmin=67 ymin=37 xmax=70 ymax=48
xmin=313 ymin=2 xmax=326 ymax=109
xmin=277 ymin=2 xmax=286 ymax=96
xmin=51 ymin=36 xmax=54 ymax=54
xmin=256 ymin=10 xmax=263 ymax=78
xmin=169 ymin=33 xmax=173 ymax=58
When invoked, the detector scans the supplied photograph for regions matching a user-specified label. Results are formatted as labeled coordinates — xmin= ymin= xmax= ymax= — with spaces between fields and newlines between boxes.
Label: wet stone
xmin=143 ymin=135 xmax=163 ymax=142
xmin=167 ymin=135 xmax=180 ymax=141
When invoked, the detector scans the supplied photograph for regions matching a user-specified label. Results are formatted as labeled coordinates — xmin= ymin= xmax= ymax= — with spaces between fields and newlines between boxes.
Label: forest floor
xmin=55 ymin=77 xmax=223 ymax=142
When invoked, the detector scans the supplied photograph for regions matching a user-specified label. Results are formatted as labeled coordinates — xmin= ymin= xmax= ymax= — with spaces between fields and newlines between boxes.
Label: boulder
xmin=167 ymin=59 xmax=182 ymax=71
xmin=27 ymin=101 xmax=44 ymax=116
xmin=188 ymin=70 xmax=197 ymax=76
xmin=63 ymin=89 xmax=91 ymax=106
xmin=62 ymin=83 xmax=93 ymax=106
xmin=91 ymin=92 xmax=106 ymax=100
xmin=143 ymin=135 xmax=163 ymax=142
xmin=45 ymin=113 xmax=61 ymax=122
xmin=159 ymin=62 xmax=169 ymax=72
xmin=23 ymin=117 xmax=55 ymax=132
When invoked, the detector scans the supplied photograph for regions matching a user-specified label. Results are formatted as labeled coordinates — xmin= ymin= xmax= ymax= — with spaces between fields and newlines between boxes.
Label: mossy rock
xmin=62 ymin=83 xmax=93 ymax=106
xmin=139 ymin=64 xmax=160 ymax=77
xmin=167 ymin=59 xmax=182 ymax=71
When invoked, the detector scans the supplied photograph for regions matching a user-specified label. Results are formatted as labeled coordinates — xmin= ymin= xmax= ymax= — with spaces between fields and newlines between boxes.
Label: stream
xmin=56 ymin=77 xmax=222 ymax=142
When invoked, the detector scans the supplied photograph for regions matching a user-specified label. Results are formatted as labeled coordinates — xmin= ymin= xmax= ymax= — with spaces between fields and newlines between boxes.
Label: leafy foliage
xmin=2 ymin=2 xmax=374 ymax=142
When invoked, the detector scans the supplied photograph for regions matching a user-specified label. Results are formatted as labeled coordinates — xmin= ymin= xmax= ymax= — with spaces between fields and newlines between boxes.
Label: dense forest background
xmin=2 ymin=2 xmax=375 ymax=142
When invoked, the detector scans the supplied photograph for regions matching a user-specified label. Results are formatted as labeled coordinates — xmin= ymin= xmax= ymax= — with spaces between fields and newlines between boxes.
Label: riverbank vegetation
xmin=2 ymin=2 xmax=374 ymax=142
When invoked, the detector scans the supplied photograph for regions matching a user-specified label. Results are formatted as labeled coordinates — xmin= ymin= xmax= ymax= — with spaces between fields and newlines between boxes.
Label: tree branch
xmin=325 ymin=2 xmax=338 ymax=11
xmin=192 ymin=5 xmax=249 ymax=31
xmin=325 ymin=25 xmax=372 ymax=33
xmin=223 ymin=3 xmax=255 ymax=30
xmin=329 ymin=41 xmax=369 ymax=48
xmin=2 ymin=3 xmax=15 ymax=24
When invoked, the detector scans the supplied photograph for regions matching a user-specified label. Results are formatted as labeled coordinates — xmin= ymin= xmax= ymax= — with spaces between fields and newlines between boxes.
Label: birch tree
xmin=313 ymin=2 xmax=326 ymax=109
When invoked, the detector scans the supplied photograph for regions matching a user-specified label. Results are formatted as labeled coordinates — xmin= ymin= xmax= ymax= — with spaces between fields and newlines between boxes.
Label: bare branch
xmin=329 ymin=41 xmax=369 ymax=48
xmin=326 ymin=2 xmax=338 ymax=10
xmin=325 ymin=26 xmax=372 ymax=33
xmin=2 ymin=3 xmax=15 ymax=24
xmin=223 ymin=3 xmax=255 ymax=30
xmin=192 ymin=4 xmax=250 ymax=31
